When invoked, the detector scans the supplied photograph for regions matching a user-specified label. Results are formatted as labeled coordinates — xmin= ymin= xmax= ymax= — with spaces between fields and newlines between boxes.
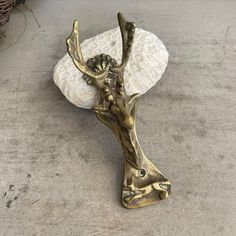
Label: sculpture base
xmin=121 ymin=157 xmax=171 ymax=209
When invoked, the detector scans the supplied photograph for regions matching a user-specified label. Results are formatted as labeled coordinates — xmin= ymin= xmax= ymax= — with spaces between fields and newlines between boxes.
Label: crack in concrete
xmin=23 ymin=2 xmax=41 ymax=28
xmin=224 ymin=26 xmax=233 ymax=50
xmin=219 ymin=26 xmax=231 ymax=65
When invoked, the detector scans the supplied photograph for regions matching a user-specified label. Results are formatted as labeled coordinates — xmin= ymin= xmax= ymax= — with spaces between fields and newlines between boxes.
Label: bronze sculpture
xmin=66 ymin=12 xmax=171 ymax=208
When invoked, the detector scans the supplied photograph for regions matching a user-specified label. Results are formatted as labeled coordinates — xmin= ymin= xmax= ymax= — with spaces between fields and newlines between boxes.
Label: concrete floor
xmin=0 ymin=0 xmax=235 ymax=235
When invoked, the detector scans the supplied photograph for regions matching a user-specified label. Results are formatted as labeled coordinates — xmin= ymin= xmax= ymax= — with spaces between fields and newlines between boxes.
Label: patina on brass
xmin=66 ymin=12 xmax=171 ymax=208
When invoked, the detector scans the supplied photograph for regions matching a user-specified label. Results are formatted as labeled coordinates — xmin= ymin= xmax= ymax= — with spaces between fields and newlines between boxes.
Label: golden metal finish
xmin=66 ymin=12 xmax=171 ymax=208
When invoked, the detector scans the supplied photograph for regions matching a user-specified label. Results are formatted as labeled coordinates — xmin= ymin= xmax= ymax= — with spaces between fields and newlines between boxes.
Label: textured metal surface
xmin=66 ymin=13 xmax=170 ymax=208
xmin=0 ymin=1 xmax=236 ymax=235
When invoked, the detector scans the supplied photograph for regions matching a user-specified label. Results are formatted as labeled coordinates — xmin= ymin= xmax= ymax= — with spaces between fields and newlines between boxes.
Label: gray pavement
xmin=0 ymin=1 xmax=235 ymax=235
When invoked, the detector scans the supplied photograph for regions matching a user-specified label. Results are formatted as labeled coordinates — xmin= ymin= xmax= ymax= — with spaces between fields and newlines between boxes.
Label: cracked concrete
xmin=0 ymin=0 xmax=236 ymax=235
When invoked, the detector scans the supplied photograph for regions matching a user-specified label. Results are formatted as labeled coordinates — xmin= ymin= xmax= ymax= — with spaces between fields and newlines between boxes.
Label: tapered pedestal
xmin=122 ymin=155 xmax=171 ymax=208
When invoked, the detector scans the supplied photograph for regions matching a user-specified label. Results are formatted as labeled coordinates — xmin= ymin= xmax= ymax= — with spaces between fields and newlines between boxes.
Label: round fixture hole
xmin=139 ymin=169 xmax=146 ymax=177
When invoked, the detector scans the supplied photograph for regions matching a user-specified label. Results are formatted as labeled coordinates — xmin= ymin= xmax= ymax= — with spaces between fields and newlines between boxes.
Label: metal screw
xmin=139 ymin=169 xmax=146 ymax=177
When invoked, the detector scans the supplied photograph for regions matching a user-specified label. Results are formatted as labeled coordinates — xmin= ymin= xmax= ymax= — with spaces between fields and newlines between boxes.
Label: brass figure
xmin=66 ymin=13 xmax=171 ymax=208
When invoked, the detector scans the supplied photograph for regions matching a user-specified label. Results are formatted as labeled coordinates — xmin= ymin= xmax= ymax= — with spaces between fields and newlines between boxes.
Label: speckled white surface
xmin=53 ymin=27 xmax=168 ymax=109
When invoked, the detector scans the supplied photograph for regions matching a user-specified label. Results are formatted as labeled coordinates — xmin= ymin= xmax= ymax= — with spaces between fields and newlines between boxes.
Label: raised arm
xmin=66 ymin=20 xmax=108 ymax=81
xmin=111 ymin=12 xmax=136 ymax=74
